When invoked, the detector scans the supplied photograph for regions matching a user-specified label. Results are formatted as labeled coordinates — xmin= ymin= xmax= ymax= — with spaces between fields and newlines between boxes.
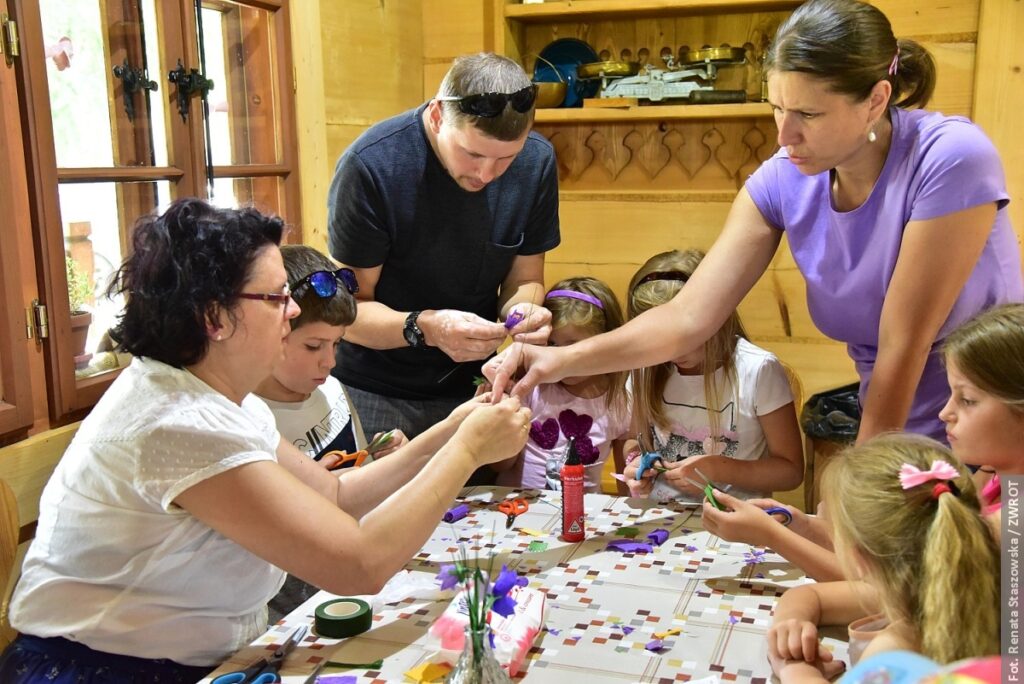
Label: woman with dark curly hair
xmin=0 ymin=198 xmax=531 ymax=683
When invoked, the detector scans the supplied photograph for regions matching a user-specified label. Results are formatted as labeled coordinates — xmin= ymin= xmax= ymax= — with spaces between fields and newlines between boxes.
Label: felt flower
xmin=434 ymin=550 xmax=522 ymax=647
xmin=743 ymin=548 xmax=767 ymax=566
xmin=438 ymin=564 xmax=461 ymax=591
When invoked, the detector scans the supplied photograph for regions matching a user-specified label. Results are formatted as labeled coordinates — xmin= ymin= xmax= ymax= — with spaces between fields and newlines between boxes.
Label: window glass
xmin=202 ymin=3 xmax=281 ymax=166
xmin=59 ymin=180 xmax=171 ymax=380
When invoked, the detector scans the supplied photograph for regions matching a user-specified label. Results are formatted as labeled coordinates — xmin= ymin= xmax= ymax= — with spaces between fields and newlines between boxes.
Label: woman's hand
xmin=450 ymin=396 xmax=531 ymax=467
xmin=484 ymin=342 xmax=569 ymax=400
xmin=701 ymin=490 xmax=779 ymax=544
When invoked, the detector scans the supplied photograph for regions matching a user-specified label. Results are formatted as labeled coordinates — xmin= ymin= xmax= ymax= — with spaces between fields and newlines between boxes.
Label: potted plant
xmin=66 ymin=255 xmax=93 ymax=364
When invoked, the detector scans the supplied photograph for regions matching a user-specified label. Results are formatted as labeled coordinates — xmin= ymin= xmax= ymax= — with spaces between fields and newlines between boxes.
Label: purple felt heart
xmin=530 ymin=418 xmax=559 ymax=449
xmin=575 ymin=436 xmax=600 ymax=466
xmin=558 ymin=409 xmax=593 ymax=440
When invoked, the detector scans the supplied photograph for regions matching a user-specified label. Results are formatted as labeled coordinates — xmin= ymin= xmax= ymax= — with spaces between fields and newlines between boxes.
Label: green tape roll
xmin=314 ymin=598 xmax=373 ymax=639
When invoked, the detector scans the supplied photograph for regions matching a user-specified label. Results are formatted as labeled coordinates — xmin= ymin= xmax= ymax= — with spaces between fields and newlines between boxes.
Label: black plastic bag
xmin=800 ymin=382 xmax=860 ymax=443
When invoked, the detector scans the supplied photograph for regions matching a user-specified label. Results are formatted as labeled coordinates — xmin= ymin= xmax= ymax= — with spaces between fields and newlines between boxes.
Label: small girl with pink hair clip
xmin=767 ymin=433 xmax=998 ymax=684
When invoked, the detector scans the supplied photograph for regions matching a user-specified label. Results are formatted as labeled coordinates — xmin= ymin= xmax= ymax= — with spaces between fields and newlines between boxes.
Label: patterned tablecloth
xmin=201 ymin=487 xmax=845 ymax=683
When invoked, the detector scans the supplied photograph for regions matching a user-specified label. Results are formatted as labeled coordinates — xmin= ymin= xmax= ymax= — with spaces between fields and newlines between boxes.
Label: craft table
xmin=201 ymin=487 xmax=845 ymax=683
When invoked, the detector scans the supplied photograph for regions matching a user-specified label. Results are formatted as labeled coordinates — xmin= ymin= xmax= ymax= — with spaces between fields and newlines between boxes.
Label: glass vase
xmin=445 ymin=624 xmax=511 ymax=684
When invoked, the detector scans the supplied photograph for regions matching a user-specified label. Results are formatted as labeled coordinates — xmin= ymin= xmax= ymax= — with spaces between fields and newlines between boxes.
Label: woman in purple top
xmin=488 ymin=0 xmax=1022 ymax=445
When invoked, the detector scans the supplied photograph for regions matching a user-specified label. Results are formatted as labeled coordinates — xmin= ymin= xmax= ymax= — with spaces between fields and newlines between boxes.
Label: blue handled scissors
xmin=764 ymin=506 xmax=793 ymax=526
xmin=212 ymin=625 xmax=308 ymax=684
xmin=634 ymin=451 xmax=667 ymax=480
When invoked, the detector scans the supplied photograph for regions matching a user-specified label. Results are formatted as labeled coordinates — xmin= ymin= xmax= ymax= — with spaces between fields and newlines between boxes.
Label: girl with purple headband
xmin=493 ymin=277 xmax=631 ymax=493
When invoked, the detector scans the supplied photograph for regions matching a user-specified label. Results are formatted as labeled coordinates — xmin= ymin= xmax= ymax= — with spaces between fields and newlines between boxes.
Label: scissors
xmin=366 ymin=429 xmax=396 ymax=455
xmin=763 ymin=506 xmax=794 ymax=526
xmin=323 ymin=430 xmax=398 ymax=471
xmin=498 ymin=498 xmax=528 ymax=529
xmin=212 ymin=625 xmax=307 ymax=684
xmin=634 ymin=451 xmax=668 ymax=480
xmin=324 ymin=449 xmax=368 ymax=471
xmin=684 ymin=467 xmax=732 ymax=511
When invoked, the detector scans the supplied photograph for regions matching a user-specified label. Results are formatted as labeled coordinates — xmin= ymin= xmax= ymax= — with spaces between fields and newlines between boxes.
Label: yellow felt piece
xmin=404 ymin=661 xmax=451 ymax=683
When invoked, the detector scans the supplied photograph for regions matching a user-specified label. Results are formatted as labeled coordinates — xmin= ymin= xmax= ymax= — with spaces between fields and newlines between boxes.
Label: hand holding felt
xmin=422 ymin=309 xmax=507 ymax=362
xmin=504 ymin=303 xmax=552 ymax=345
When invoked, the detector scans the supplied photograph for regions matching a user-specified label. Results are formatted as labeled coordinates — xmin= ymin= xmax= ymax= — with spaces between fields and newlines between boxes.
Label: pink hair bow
xmin=898 ymin=460 xmax=959 ymax=489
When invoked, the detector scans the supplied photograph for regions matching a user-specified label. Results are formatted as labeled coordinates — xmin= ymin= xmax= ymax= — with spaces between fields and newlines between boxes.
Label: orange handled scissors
xmin=325 ymin=449 xmax=368 ymax=471
xmin=497 ymin=498 xmax=528 ymax=529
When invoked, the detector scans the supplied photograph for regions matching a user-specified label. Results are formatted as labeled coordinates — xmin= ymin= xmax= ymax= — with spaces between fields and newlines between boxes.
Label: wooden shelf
xmin=559 ymin=188 xmax=740 ymax=202
xmin=505 ymin=0 xmax=800 ymax=23
xmin=535 ymin=101 xmax=772 ymax=122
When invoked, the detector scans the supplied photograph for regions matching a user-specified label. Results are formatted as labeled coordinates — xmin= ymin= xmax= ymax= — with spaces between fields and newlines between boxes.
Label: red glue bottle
xmin=561 ymin=436 xmax=586 ymax=542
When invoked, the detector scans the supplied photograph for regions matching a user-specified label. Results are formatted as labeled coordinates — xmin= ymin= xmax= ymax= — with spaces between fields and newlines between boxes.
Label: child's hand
xmin=701 ymin=490 xmax=777 ymax=544
xmin=660 ymin=458 xmax=707 ymax=497
xmin=504 ymin=303 xmax=552 ymax=345
xmin=746 ymin=498 xmax=814 ymax=537
xmin=368 ymin=429 xmax=407 ymax=458
xmin=448 ymin=393 xmax=494 ymax=424
xmin=767 ymin=618 xmax=829 ymax=664
xmin=769 ymin=653 xmax=846 ymax=684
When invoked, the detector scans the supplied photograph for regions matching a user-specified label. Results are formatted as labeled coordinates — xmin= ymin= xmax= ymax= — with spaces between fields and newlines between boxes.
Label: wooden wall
xmin=291 ymin=1 xmax=424 ymax=248
xmin=296 ymin=0 xmax=1024 ymax=400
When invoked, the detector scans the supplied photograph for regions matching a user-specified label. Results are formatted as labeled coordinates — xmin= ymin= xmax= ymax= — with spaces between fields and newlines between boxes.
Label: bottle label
xmin=561 ymin=470 xmax=585 ymax=542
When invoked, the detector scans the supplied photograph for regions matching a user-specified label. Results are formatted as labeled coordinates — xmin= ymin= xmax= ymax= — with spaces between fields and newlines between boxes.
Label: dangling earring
xmin=867 ymin=127 xmax=877 ymax=143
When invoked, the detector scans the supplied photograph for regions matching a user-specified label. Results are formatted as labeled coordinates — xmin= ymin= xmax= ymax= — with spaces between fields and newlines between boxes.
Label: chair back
xmin=0 ymin=478 xmax=18 ymax=647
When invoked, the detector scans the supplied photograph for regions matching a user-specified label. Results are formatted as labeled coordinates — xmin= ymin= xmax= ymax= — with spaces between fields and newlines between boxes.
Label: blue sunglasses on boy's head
xmin=291 ymin=267 xmax=359 ymax=299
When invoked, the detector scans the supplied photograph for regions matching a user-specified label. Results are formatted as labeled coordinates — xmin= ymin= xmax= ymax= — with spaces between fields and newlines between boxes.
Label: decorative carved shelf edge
xmin=535 ymin=118 xmax=778 ymax=192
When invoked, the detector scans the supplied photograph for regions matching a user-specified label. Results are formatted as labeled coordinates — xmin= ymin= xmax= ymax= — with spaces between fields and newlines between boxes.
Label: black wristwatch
xmin=403 ymin=311 xmax=426 ymax=348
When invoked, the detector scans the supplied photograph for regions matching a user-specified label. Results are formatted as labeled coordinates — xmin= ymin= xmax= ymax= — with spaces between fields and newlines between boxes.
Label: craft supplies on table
xmin=201 ymin=487 xmax=845 ymax=683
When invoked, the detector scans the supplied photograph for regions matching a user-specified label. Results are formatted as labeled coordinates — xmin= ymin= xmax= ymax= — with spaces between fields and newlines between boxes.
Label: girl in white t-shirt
xmin=494 ymin=277 xmax=631 ymax=493
xmin=626 ymin=249 xmax=803 ymax=503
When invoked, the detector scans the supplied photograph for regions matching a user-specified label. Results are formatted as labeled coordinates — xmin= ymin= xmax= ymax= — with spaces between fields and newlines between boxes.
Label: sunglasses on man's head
xmin=291 ymin=268 xmax=359 ymax=299
xmin=435 ymin=84 xmax=538 ymax=118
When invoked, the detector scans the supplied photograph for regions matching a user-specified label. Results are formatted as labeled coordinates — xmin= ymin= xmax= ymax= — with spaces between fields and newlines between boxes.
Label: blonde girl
xmin=625 ymin=250 xmax=803 ymax=502
xmin=940 ymin=302 xmax=1024 ymax=519
xmin=768 ymin=434 xmax=999 ymax=683
xmin=494 ymin=277 xmax=631 ymax=493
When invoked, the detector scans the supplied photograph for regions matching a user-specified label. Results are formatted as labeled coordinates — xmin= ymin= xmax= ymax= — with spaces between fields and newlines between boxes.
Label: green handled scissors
xmin=685 ymin=467 xmax=732 ymax=511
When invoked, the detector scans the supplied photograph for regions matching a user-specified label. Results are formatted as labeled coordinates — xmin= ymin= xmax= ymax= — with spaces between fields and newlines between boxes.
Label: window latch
xmin=167 ymin=59 xmax=213 ymax=122
xmin=113 ymin=59 xmax=158 ymax=122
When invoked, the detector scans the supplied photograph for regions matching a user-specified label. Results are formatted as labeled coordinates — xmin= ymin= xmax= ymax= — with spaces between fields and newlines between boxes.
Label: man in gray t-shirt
xmin=327 ymin=53 xmax=560 ymax=479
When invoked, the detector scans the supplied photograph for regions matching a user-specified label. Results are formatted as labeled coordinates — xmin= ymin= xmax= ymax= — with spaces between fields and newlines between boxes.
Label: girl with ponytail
xmin=767 ymin=434 xmax=999 ymax=683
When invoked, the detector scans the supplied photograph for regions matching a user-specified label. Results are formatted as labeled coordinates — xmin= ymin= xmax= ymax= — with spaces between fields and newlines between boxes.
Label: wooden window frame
xmin=4 ymin=0 xmax=300 ymax=427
